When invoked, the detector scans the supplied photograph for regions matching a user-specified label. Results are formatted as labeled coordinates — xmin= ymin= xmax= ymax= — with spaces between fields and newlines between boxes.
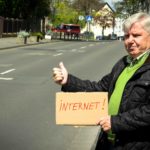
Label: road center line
xmin=0 ymin=68 xmax=16 ymax=75
xmin=0 ymin=77 xmax=13 ymax=80
xmin=80 ymin=46 xmax=86 ymax=49
xmin=53 ymin=53 xmax=63 ymax=56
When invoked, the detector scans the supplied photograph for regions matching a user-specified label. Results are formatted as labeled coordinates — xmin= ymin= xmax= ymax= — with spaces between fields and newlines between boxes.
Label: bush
xmin=30 ymin=32 xmax=44 ymax=39
xmin=17 ymin=31 xmax=30 ymax=38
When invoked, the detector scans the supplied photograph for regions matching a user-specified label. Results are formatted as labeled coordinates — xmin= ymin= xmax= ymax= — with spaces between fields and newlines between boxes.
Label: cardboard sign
xmin=56 ymin=92 xmax=108 ymax=125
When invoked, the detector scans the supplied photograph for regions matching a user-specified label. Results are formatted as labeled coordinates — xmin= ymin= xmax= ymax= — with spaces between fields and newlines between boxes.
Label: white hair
xmin=123 ymin=12 xmax=150 ymax=33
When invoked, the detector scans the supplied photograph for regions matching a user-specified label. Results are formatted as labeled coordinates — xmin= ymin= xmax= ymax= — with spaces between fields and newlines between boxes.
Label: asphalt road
xmin=0 ymin=40 xmax=126 ymax=150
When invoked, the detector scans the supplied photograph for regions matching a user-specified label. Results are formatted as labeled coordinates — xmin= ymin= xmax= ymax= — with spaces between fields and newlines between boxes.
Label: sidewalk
xmin=0 ymin=37 xmax=52 ymax=50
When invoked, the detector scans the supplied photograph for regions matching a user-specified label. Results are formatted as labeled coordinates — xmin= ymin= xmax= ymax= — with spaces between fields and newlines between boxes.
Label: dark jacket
xmin=62 ymin=55 xmax=150 ymax=150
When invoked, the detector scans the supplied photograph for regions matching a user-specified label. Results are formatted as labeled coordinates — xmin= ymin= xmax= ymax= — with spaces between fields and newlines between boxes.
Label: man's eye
xmin=133 ymin=34 xmax=140 ymax=37
xmin=124 ymin=35 xmax=129 ymax=39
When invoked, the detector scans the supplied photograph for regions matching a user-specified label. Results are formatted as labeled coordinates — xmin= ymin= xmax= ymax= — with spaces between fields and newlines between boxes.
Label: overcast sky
xmin=104 ymin=0 xmax=121 ymax=9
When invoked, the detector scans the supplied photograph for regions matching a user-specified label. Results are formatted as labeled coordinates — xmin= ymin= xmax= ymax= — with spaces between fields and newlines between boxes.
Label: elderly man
xmin=53 ymin=12 xmax=150 ymax=150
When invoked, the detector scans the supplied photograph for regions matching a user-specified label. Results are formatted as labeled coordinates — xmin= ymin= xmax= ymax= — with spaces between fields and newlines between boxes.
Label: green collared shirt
xmin=107 ymin=50 xmax=150 ymax=142
xmin=109 ymin=50 xmax=150 ymax=115
xmin=126 ymin=50 xmax=150 ymax=67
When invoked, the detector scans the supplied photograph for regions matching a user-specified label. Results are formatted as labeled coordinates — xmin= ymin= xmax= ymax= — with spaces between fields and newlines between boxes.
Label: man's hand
xmin=96 ymin=116 xmax=111 ymax=132
xmin=52 ymin=62 xmax=68 ymax=85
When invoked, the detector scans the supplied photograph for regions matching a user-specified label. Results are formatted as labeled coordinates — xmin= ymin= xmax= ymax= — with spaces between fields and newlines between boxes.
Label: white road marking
xmin=80 ymin=46 xmax=86 ymax=49
xmin=0 ymin=68 xmax=16 ymax=75
xmin=0 ymin=77 xmax=13 ymax=80
xmin=53 ymin=53 xmax=63 ymax=56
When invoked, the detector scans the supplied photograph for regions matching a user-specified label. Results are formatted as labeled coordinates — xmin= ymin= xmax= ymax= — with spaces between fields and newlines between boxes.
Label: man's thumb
xmin=59 ymin=62 xmax=65 ymax=69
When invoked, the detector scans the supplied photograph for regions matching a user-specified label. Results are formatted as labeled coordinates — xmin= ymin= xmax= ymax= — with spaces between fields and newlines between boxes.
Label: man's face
xmin=124 ymin=22 xmax=150 ymax=58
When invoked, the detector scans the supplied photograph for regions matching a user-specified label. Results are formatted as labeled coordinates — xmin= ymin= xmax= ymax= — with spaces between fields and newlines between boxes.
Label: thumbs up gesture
xmin=53 ymin=62 xmax=68 ymax=85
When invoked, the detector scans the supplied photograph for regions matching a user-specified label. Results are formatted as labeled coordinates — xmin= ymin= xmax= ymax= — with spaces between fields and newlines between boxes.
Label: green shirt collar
xmin=126 ymin=50 xmax=150 ymax=67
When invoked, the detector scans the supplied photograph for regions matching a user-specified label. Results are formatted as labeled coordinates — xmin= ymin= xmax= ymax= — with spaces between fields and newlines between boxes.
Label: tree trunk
xmin=102 ymin=27 xmax=104 ymax=39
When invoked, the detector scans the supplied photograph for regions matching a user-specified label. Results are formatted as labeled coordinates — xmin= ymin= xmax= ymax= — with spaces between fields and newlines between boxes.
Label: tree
xmin=0 ymin=0 xmax=50 ymax=32
xmin=71 ymin=0 xmax=102 ymax=16
xmin=0 ymin=0 xmax=50 ymax=19
xmin=139 ymin=0 xmax=150 ymax=12
xmin=115 ymin=0 xmax=150 ymax=16
xmin=94 ymin=7 xmax=114 ymax=38
xmin=51 ymin=1 xmax=79 ymax=26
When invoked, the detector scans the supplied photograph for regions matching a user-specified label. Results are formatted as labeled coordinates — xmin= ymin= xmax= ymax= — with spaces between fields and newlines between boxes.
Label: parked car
xmin=110 ymin=34 xmax=117 ymax=40
xmin=52 ymin=24 xmax=81 ymax=39
xmin=52 ymin=24 xmax=80 ymax=35
xmin=96 ymin=35 xmax=102 ymax=40
xmin=117 ymin=36 xmax=124 ymax=40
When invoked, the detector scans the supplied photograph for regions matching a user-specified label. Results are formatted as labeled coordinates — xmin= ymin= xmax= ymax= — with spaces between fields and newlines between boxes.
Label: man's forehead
xmin=126 ymin=22 xmax=147 ymax=33
xmin=130 ymin=22 xmax=143 ymax=29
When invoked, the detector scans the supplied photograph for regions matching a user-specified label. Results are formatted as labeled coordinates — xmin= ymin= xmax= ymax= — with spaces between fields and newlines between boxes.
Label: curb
xmin=0 ymin=40 xmax=61 ymax=50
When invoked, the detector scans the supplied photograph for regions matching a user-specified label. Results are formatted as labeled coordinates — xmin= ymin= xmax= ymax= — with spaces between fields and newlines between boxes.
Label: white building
xmin=114 ymin=17 xmax=125 ymax=37
xmin=81 ymin=2 xmax=124 ymax=39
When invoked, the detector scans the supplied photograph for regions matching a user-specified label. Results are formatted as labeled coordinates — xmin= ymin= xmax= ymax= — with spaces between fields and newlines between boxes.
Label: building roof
xmin=99 ymin=2 xmax=115 ymax=13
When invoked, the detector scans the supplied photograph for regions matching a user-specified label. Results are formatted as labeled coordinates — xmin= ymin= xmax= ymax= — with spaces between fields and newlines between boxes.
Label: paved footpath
xmin=0 ymin=37 xmax=52 ymax=50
